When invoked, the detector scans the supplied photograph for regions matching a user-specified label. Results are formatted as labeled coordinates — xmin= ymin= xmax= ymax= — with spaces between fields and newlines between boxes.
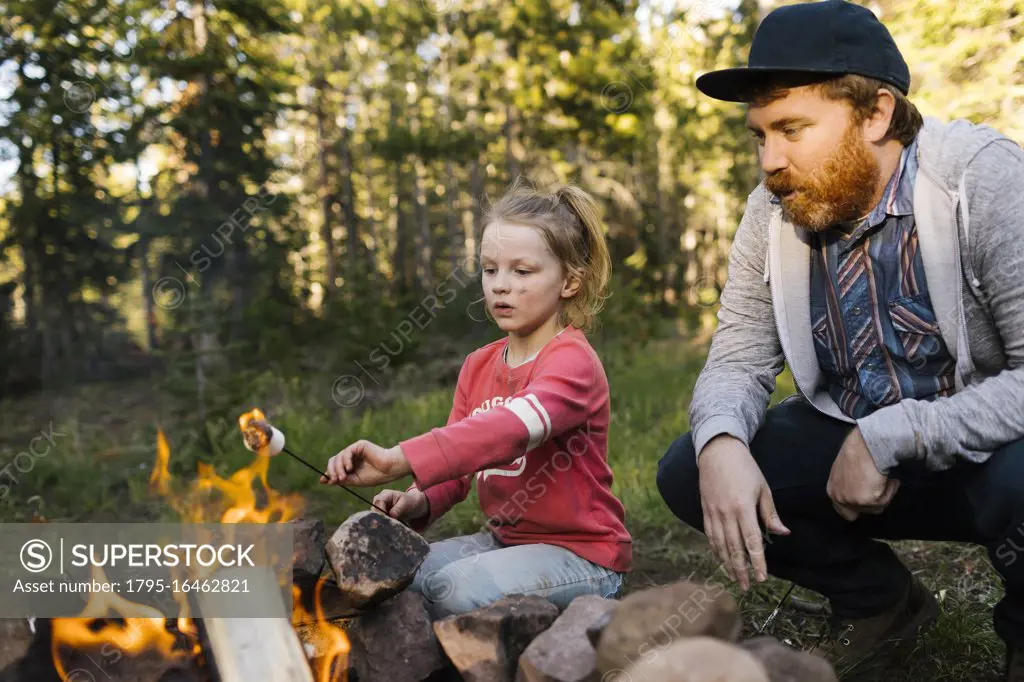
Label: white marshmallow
xmin=266 ymin=426 xmax=286 ymax=456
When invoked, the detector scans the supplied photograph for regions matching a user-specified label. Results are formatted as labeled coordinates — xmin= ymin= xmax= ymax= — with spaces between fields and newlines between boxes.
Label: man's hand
xmin=320 ymin=440 xmax=412 ymax=487
xmin=826 ymin=427 xmax=899 ymax=521
xmin=698 ymin=434 xmax=790 ymax=591
xmin=372 ymin=488 xmax=430 ymax=523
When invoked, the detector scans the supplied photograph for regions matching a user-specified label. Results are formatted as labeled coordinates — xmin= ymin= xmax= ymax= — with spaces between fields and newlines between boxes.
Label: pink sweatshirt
xmin=400 ymin=326 xmax=632 ymax=573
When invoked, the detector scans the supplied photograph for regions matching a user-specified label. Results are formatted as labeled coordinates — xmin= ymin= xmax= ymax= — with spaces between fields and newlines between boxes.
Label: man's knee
xmin=976 ymin=439 xmax=1024 ymax=528
xmin=657 ymin=432 xmax=703 ymax=529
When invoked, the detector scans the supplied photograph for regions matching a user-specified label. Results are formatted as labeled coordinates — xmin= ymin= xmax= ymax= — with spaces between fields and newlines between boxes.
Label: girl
xmin=320 ymin=182 xmax=632 ymax=618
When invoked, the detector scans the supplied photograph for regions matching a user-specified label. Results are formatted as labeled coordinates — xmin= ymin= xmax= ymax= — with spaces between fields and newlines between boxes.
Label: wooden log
xmin=196 ymin=567 xmax=313 ymax=682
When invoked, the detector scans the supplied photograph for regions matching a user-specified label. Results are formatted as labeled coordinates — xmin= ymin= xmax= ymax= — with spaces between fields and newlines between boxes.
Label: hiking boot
xmin=812 ymin=575 xmax=940 ymax=670
xmin=1008 ymin=646 xmax=1024 ymax=682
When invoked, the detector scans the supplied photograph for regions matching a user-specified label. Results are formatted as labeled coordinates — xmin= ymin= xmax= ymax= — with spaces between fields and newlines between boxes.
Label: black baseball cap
xmin=696 ymin=0 xmax=910 ymax=103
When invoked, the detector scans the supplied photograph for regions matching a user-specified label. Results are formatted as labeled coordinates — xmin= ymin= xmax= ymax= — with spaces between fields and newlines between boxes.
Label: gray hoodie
xmin=689 ymin=117 xmax=1024 ymax=473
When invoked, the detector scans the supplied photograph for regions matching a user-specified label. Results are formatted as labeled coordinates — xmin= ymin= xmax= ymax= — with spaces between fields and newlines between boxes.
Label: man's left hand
xmin=826 ymin=427 xmax=900 ymax=521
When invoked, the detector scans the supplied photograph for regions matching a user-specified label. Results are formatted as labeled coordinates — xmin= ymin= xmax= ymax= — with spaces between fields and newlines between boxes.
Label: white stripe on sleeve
xmin=504 ymin=396 xmax=547 ymax=451
xmin=523 ymin=393 xmax=552 ymax=440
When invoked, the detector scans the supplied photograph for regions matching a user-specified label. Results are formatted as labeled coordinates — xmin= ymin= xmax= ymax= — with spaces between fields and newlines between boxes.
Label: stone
xmin=0 ymin=620 xmax=33 ymax=671
xmin=433 ymin=595 xmax=560 ymax=682
xmin=347 ymin=591 xmax=446 ymax=682
xmin=325 ymin=511 xmax=430 ymax=611
xmin=517 ymin=595 xmax=617 ymax=682
xmin=291 ymin=517 xmax=327 ymax=584
xmin=615 ymin=637 xmax=769 ymax=682
xmin=740 ymin=637 xmax=838 ymax=682
xmin=585 ymin=609 xmax=615 ymax=649
xmin=596 ymin=580 xmax=740 ymax=676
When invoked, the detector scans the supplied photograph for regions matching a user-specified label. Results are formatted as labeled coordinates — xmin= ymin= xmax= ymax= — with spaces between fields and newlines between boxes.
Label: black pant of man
xmin=656 ymin=398 xmax=1024 ymax=648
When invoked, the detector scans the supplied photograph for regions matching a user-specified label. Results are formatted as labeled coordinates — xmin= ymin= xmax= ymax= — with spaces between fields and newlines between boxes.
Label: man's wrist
xmin=697 ymin=433 xmax=745 ymax=468
xmin=692 ymin=416 xmax=749 ymax=465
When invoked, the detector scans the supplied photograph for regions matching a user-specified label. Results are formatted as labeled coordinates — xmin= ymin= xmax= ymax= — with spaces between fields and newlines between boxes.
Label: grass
xmin=0 ymin=334 xmax=1007 ymax=680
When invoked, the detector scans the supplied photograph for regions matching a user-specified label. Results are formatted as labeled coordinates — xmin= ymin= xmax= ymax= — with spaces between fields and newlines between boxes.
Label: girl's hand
xmin=372 ymin=488 xmax=429 ymax=523
xmin=319 ymin=440 xmax=412 ymax=487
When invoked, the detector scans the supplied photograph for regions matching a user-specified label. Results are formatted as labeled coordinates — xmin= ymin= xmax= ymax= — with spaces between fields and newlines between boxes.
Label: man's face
xmin=747 ymin=86 xmax=881 ymax=231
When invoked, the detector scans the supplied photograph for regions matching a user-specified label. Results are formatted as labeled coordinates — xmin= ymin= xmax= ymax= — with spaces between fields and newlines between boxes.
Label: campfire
xmin=0 ymin=412 xmax=843 ymax=682
xmin=4 ymin=417 xmax=350 ymax=682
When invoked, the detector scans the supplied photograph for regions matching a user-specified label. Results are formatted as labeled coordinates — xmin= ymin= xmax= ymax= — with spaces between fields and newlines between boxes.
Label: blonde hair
xmin=482 ymin=180 xmax=612 ymax=332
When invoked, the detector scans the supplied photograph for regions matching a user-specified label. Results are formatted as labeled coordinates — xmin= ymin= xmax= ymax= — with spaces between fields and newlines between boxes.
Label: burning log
xmin=0 ymin=616 xmax=204 ymax=682
xmin=196 ymin=567 xmax=314 ymax=682
xmin=324 ymin=511 xmax=429 ymax=613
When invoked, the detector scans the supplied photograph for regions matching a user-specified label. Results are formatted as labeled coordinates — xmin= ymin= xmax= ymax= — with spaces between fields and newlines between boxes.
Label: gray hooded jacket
xmin=689 ymin=117 xmax=1024 ymax=473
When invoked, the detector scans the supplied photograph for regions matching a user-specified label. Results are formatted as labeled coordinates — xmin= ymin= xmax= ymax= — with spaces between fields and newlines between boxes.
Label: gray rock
xmin=517 ymin=595 xmax=618 ymax=682
xmin=325 ymin=511 xmax=430 ymax=611
xmin=740 ymin=636 xmax=838 ymax=682
xmin=434 ymin=595 xmax=560 ymax=682
xmin=596 ymin=580 xmax=740 ymax=676
xmin=585 ymin=609 xmax=615 ymax=649
xmin=616 ymin=637 xmax=769 ymax=682
xmin=0 ymin=620 xmax=32 ymax=671
xmin=291 ymin=517 xmax=326 ymax=582
xmin=347 ymin=590 xmax=447 ymax=682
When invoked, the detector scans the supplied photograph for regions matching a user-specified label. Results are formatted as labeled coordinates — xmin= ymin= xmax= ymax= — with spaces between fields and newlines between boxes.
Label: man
xmin=656 ymin=1 xmax=1024 ymax=678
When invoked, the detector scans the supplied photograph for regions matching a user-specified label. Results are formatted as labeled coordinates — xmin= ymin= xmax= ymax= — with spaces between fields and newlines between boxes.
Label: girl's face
xmin=479 ymin=221 xmax=577 ymax=336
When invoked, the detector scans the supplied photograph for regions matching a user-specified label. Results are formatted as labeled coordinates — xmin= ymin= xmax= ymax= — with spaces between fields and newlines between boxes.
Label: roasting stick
xmin=238 ymin=408 xmax=405 ymax=524
xmin=280 ymin=445 xmax=398 ymax=519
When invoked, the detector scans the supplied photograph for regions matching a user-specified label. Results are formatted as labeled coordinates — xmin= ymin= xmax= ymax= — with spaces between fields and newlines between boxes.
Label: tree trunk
xmin=338 ymin=97 xmax=359 ymax=275
xmin=504 ymin=103 xmax=522 ymax=182
xmin=390 ymin=93 xmax=412 ymax=297
xmin=139 ymin=233 xmax=157 ymax=350
xmin=440 ymin=15 xmax=461 ymax=273
xmin=413 ymin=155 xmax=431 ymax=288
xmin=655 ymin=101 xmax=681 ymax=312
xmin=464 ymin=155 xmax=483 ymax=269
xmin=315 ymin=76 xmax=335 ymax=298
xmin=393 ymin=160 xmax=410 ymax=297
xmin=362 ymin=142 xmax=380 ymax=282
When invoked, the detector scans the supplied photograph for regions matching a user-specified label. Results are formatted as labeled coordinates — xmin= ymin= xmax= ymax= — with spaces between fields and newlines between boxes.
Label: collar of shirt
xmin=768 ymin=137 xmax=918 ymax=249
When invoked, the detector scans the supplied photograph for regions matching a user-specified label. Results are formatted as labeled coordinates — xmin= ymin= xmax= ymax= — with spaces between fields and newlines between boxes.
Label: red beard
xmin=765 ymin=121 xmax=881 ymax=231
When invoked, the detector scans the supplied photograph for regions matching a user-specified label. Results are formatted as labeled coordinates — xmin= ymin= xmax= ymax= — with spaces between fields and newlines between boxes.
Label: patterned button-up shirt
xmin=774 ymin=138 xmax=957 ymax=418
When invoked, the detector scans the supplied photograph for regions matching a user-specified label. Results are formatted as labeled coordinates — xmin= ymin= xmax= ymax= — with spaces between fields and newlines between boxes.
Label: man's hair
xmin=744 ymin=73 xmax=923 ymax=146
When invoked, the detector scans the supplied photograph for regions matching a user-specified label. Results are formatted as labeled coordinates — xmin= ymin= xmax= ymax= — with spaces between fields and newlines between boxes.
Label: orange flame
xmin=151 ymin=428 xmax=172 ymax=495
xmin=50 ymin=566 xmax=193 ymax=678
xmin=292 ymin=581 xmax=350 ymax=682
xmin=53 ymin=414 xmax=346 ymax=679
xmin=151 ymin=411 xmax=305 ymax=524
